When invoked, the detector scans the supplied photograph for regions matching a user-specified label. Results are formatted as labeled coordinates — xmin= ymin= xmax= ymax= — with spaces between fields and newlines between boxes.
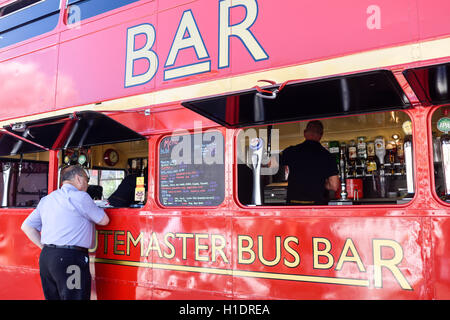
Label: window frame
xmin=156 ymin=130 xmax=226 ymax=209
xmin=87 ymin=166 xmax=126 ymax=200
xmin=233 ymin=109 xmax=418 ymax=210
xmin=0 ymin=156 xmax=49 ymax=208
xmin=0 ymin=0 xmax=60 ymax=49
xmin=428 ymin=104 xmax=450 ymax=206
xmin=0 ymin=0 xmax=44 ymax=19
xmin=65 ymin=0 xmax=141 ymax=26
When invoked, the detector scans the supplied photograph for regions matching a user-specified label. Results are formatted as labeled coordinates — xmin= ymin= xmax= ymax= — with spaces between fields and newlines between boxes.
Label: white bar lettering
xmin=125 ymin=23 xmax=159 ymax=88
xmin=218 ymin=0 xmax=268 ymax=69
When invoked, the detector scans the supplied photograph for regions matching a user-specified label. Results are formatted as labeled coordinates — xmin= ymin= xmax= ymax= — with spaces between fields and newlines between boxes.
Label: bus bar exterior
xmin=0 ymin=0 xmax=449 ymax=300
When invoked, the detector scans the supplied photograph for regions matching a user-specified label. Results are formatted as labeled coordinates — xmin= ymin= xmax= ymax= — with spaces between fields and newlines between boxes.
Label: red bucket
xmin=335 ymin=179 xmax=363 ymax=200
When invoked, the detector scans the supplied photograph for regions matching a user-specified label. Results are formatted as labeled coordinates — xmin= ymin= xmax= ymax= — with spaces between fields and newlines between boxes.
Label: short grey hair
xmin=61 ymin=165 xmax=86 ymax=182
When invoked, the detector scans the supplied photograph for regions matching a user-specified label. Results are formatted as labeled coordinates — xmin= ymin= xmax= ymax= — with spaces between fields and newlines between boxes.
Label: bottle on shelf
xmin=328 ymin=141 xmax=340 ymax=165
xmin=366 ymin=140 xmax=377 ymax=176
xmin=395 ymin=137 xmax=405 ymax=176
xmin=374 ymin=136 xmax=387 ymax=198
xmin=357 ymin=137 xmax=367 ymax=159
xmin=356 ymin=136 xmax=367 ymax=177
xmin=385 ymin=141 xmax=396 ymax=176
xmin=374 ymin=136 xmax=386 ymax=166
xmin=347 ymin=140 xmax=357 ymax=178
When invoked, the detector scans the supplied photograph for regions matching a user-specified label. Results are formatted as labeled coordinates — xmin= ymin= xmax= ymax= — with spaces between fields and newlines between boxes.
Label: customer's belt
xmin=44 ymin=244 xmax=88 ymax=253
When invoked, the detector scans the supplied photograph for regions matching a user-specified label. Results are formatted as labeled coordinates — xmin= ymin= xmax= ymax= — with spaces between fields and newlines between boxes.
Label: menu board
xmin=159 ymin=132 xmax=225 ymax=206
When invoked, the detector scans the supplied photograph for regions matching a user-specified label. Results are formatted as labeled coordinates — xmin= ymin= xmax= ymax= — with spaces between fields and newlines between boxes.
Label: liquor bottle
xmin=397 ymin=138 xmax=404 ymax=162
xmin=374 ymin=136 xmax=386 ymax=166
xmin=356 ymin=136 xmax=367 ymax=177
xmin=348 ymin=140 xmax=357 ymax=160
xmin=357 ymin=136 xmax=367 ymax=160
xmin=385 ymin=141 xmax=396 ymax=175
xmin=366 ymin=140 xmax=377 ymax=174
xmin=133 ymin=174 xmax=146 ymax=207
xmin=392 ymin=138 xmax=403 ymax=176
xmin=347 ymin=140 xmax=357 ymax=177
xmin=328 ymin=141 xmax=340 ymax=165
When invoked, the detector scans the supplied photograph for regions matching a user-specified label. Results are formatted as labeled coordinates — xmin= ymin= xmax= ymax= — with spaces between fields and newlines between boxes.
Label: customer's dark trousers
xmin=39 ymin=246 xmax=91 ymax=300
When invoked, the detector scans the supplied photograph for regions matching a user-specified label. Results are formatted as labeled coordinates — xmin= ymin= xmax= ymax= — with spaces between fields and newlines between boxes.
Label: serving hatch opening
xmin=0 ymin=111 xmax=145 ymax=156
xmin=403 ymin=62 xmax=450 ymax=106
xmin=181 ymin=70 xmax=411 ymax=129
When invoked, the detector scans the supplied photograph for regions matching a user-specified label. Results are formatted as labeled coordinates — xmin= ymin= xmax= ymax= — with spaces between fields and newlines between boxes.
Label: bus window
xmin=0 ymin=0 xmax=41 ymax=17
xmin=67 ymin=0 xmax=140 ymax=25
xmin=0 ymin=151 xmax=49 ymax=207
xmin=237 ymin=111 xmax=415 ymax=206
xmin=0 ymin=0 xmax=60 ymax=49
xmin=158 ymin=132 xmax=225 ymax=207
xmin=2 ymin=111 xmax=148 ymax=208
xmin=61 ymin=139 xmax=148 ymax=208
xmin=431 ymin=106 xmax=450 ymax=203
xmin=88 ymin=169 xmax=125 ymax=199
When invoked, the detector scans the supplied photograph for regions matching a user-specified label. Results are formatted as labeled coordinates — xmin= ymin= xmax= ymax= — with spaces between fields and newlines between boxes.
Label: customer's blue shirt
xmin=23 ymin=183 xmax=105 ymax=249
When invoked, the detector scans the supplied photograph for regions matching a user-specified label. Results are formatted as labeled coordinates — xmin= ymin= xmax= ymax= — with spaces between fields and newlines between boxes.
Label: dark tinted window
xmin=237 ymin=111 xmax=415 ymax=207
xmin=0 ymin=0 xmax=60 ymax=49
xmin=0 ymin=159 xmax=48 ymax=207
xmin=0 ymin=0 xmax=41 ymax=17
xmin=67 ymin=0 xmax=140 ymax=24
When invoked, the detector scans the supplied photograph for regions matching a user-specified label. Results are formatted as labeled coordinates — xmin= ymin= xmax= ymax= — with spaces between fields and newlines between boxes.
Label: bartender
xmin=108 ymin=167 xmax=148 ymax=207
xmin=281 ymin=120 xmax=339 ymax=205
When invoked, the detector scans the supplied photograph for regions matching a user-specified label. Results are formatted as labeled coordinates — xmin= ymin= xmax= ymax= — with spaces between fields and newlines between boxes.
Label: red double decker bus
xmin=0 ymin=0 xmax=449 ymax=300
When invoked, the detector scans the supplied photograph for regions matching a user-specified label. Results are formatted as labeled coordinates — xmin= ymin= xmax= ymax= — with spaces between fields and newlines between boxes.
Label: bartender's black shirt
xmin=108 ymin=174 xmax=147 ymax=207
xmin=281 ymin=140 xmax=339 ymax=204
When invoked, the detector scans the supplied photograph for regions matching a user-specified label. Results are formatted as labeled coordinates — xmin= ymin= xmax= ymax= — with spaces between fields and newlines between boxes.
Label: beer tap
xmin=330 ymin=145 xmax=352 ymax=205
xmin=250 ymin=137 xmax=264 ymax=206
xmin=375 ymin=137 xmax=387 ymax=198
xmin=1 ymin=163 xmax=11 ymax=207
xmin=339 ymin=146 xmax=348 ymax=200
xmin=18 ymin=153 xmax=23 ymax=178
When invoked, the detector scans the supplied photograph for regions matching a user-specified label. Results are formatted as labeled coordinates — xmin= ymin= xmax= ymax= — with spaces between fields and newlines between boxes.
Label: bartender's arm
xmin=325 ymin=175 xmax=340 ymax=191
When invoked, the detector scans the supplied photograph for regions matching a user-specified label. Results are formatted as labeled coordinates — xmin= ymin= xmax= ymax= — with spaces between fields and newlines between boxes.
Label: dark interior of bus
xmin=0 ymin=111 xmax=149 ymax=208
xmin=236 ymin=111 xmax=414 ymax=206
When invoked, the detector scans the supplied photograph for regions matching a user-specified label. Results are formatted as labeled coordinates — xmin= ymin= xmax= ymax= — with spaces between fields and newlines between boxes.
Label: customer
xmin=21 ymin=165 xmax=109 ymax=300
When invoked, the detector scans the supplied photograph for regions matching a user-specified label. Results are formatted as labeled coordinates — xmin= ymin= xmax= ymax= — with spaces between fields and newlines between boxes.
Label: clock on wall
xmin=103 ymin=149 xmax=119 ymax=166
